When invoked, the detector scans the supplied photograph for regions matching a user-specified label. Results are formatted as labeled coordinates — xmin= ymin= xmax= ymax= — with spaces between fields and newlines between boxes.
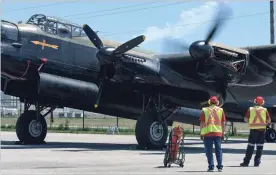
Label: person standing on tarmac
xmin=240 ymin=96 xmax=271 ymax=167
xmin=200 ymin=96 xmax=226 ymax=172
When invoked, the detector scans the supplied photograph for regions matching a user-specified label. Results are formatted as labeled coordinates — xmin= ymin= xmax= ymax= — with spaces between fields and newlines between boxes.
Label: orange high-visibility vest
xmin=248 ymin=106 xmax=267 ymax=129
xmin=201 ymin=105 xmax=223 ymax=136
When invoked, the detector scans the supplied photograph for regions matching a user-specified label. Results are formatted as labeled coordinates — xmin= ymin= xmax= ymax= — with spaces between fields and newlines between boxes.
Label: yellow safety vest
xmin=201 ymin=105 xmax=223 ymax=136
xmin=248 ymin=106 xmax=267 ymax=129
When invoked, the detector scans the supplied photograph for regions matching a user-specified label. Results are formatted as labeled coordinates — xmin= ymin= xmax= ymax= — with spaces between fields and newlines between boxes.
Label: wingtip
xmin=82 ymin=24 xmax=87 ymax=28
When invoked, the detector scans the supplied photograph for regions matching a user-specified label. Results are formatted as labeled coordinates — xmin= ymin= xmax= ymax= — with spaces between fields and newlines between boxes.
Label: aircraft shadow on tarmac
xmin=2 ymin=139 xmax=276 ymax=156
xmin=1 ymin=140 xmax=138 ymax=151
xmin=140 ymin=146 xmax=276 ymax=156
xmin=178 ymin=170 xmax=214 ymax=172
xmin=1 ymin=138 xmax=248 ymax=151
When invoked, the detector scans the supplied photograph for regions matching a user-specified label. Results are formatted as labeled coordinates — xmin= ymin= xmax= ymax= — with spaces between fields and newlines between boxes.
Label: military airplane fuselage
xmin=2 ymin=11 xmax=276 ymax=147
xmin=1 ymin=15 xmax=276 ymax=125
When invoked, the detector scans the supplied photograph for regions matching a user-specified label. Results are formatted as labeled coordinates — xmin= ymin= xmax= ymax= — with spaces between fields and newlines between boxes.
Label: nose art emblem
xmin=31 ymin=39 xmax=58 ymax=50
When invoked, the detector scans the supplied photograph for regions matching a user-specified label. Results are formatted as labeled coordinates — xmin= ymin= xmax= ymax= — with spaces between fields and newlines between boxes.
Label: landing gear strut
xmin=135 ymin=94 xmax=180 ymax=150
xmin=15 ymin=99 xmax=56 ymax=144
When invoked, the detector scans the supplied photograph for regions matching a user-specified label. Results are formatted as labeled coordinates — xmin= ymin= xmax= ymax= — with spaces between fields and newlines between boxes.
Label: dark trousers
xmin=243 ymin=129 xmax=265 ymax=165
xmin=203 ymin=136 xmax=223 ymax=170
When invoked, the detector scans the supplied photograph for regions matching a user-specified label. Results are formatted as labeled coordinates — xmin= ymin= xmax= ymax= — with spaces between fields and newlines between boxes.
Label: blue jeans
xmin=203 ymin=136 xmax=223 ymax=170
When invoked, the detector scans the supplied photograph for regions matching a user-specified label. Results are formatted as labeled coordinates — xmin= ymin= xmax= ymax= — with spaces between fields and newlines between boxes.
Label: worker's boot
xmin=240 ymin=162 xmax=249 ymax=167
xmin=254 ymin=163 xmax=260 ymax=167
xmin=207 ymin=168 xmax=214 ymax=172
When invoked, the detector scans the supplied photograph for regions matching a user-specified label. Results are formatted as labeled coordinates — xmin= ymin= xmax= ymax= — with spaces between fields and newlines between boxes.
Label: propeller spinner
xmin=82 ymin=24 xmax=146 ymax=108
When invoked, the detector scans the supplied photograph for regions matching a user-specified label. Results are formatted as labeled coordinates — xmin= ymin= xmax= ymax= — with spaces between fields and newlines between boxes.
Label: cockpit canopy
xmin=25 ymin=14 xmax=87 ymax=39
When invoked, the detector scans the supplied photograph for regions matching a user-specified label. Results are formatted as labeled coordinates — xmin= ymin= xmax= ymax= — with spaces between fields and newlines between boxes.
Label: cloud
xmin=142 ymin=1 xmax=219 ymax=42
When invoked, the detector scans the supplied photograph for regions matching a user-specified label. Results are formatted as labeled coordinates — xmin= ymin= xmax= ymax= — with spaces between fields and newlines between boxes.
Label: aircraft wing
xmin=244 ymin=43 xmax=276 ymax=56
xmin=154 ymin=52 xmax=194 ymax=63
xmin=243 ymin=44 xmax=276 ymax=72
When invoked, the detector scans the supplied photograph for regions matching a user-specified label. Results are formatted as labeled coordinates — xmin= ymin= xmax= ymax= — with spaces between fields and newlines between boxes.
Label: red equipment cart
xmin=163 ymin=126 xmax=185 ymax=167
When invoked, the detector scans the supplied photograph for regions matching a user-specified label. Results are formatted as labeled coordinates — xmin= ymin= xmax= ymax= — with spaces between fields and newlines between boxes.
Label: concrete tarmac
xmin=1 ymin=132 xmax=276 ymax=175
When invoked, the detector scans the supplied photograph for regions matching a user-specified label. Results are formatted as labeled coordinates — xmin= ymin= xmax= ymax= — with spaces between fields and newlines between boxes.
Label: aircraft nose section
xmin=1 ymin=20 xmax=24 ymax=76
xmin=1 ymin=20 xmax=20 ymax=54
xmin=1 ymin=20 xmax=19 ymax=40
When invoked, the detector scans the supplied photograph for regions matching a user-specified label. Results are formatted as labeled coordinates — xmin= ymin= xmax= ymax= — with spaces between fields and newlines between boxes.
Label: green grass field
xmin=1 ymin=116 xmax=137 ymax=128
xmin=1 ymin=116 xmax=249 ymax=130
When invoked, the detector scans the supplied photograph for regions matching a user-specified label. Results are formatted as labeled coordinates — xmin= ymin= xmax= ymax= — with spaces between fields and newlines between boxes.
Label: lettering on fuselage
xmin=31 ymin=39 xmax=58 ymax=50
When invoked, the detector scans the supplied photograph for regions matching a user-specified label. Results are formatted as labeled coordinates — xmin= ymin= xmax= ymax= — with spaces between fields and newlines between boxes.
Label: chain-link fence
xmin=1 ymin=96 xmax=249 ymax=135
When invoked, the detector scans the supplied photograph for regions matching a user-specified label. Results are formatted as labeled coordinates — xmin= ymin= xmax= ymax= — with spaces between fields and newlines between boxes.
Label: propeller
xmin=82 ymin=24 xmax=146 ymax=108
xmin=163 ymin=2 xmax=232 ymax=60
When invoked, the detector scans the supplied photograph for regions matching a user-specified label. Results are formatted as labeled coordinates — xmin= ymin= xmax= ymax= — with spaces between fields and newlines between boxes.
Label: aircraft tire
xmin=135 ymin=111 xmax=168 ymax=150
xmin=16 ymin=110 xmax=47 ymax=144
xmin=265 ymin=127 xmax=276 ymax=143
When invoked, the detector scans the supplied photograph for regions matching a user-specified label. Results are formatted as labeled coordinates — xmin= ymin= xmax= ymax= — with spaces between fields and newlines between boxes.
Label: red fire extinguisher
xmin=170 ymin=126 xmax=182 ymax=161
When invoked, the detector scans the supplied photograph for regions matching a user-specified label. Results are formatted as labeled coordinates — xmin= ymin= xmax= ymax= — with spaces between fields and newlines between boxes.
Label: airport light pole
xmin=83 ymin=110 xmax=85 ymax=130
xmin=270 ymin=1 xmax=274 ymax=44
xmin=270 ymin=1 xmax=275 ymax=130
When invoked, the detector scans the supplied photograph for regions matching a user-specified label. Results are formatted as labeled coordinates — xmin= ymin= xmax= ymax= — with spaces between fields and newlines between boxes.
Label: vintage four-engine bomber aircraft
xmin=1 ymin=6 xmax=276 ymax=149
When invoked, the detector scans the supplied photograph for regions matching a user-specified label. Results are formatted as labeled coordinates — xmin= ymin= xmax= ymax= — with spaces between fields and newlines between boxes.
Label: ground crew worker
xmin=240 ymin=96 xmax=271 ymax=167
xmin=200 ymin=96 xmax=226 ymax=172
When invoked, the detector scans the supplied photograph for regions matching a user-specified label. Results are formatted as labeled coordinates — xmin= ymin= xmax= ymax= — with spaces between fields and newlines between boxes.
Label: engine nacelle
xmin=38 ymin=73 xmax=99 ymax=101
xmin=197 ymin=42 xmax=249 ymax=84
xmin=2 ymin=72 xmax=99 ymax=104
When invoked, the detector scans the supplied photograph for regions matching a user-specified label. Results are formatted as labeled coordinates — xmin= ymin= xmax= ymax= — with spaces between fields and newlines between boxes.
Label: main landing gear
xmin=135 ymin=94 xmax=180 ymax=150
xmin=16 ymin=99 xmax=56 ymax=144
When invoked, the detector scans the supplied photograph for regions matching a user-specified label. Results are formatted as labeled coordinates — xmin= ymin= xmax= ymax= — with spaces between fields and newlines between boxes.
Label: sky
xmin=0 ymin=0 xmax=275 ymax=54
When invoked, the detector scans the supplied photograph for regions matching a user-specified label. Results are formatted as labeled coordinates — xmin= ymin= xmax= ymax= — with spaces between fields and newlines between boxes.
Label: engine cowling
xmin=195 ymin=42 xmax=249 ymax=84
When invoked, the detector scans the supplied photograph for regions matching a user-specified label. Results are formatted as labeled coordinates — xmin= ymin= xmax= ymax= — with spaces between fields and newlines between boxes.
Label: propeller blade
xmin=205 ymin=2 xmax=232 ymax=45
xmin=83 ymin=24 xmax=104 ymax=50
xmin=162 ymin=38 xmax=190 ymax=53
xmin=94 ymin=79 xmax=104 ymax=108
xmin=113 ymin=35 xmax=146 ymax=55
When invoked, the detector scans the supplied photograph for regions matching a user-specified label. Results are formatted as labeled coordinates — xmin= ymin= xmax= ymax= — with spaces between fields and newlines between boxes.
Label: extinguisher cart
xmin=163 ymin=126 xmax=186 ymax=168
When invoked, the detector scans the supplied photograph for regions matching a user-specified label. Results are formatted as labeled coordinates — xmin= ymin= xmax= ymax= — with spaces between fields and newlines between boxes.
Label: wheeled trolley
xmin=163 ymin=126 xmax=185 ymax=168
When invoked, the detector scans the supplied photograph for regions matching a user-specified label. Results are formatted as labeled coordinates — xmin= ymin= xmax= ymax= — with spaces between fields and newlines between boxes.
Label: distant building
xmin=1 ymin=92 xmax=19 ymax=108
xmin=1 ymin=92 xmax=113 ymax=118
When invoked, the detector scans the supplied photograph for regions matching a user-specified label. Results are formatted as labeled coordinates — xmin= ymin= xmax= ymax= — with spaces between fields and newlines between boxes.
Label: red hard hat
xmin=254 ymin=96 xmax=264 ymax=105
xmin=209 ymin=96 xmax=218 ymax=104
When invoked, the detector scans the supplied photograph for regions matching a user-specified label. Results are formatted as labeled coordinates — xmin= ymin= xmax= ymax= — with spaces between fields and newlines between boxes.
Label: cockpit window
xmin=1 ymin=21 xmax=18 ymax=41
xmin=25 ymin=14 xmax=87 ymax=39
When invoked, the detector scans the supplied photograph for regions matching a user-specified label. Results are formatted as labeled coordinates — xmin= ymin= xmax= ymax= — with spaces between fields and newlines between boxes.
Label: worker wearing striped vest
xmin=200 ymin=96 xmax=226 ymax=172
xmin=240 ymin=96 xmax=271 ymax=167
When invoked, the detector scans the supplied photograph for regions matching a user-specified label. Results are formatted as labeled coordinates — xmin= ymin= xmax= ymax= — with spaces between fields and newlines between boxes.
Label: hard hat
xmin=208 ymin=96 xmax=219 ymax=106
xmin=254 ymin=96 xmax=265 ymax=105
